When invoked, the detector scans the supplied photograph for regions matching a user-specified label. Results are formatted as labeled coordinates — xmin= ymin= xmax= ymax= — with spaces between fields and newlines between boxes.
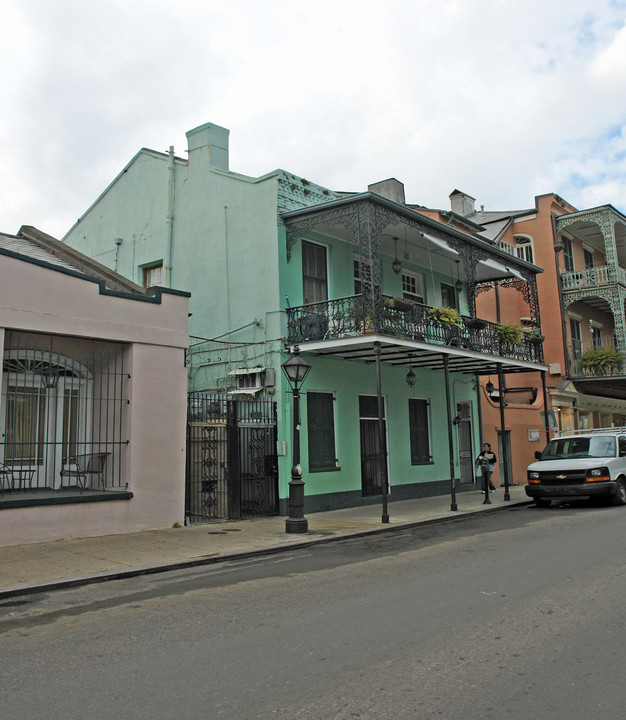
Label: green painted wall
xmin=63 ymin=125 xmax=481 ymax=513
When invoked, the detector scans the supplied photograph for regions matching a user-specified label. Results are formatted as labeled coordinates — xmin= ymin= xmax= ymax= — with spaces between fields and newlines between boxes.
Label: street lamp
xmin=281 ymin=346 xmax=312 ymax=534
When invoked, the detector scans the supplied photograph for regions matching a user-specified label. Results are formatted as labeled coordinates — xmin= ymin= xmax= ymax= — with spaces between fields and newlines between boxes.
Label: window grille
xmin=0 ymin=333 xmax=128 ymax=493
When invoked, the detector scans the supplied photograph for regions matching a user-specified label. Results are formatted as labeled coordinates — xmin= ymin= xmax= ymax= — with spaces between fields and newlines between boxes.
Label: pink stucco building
xmin=0 ymin=226 xmax=189 ymax=547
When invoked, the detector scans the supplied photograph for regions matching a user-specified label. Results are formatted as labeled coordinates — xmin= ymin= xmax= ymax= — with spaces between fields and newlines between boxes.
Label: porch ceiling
xmin=288 ymin=335 xmax=548 ymax=376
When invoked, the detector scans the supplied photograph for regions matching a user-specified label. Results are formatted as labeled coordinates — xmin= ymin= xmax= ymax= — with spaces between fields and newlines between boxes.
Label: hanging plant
xmin=524 ymin=327 xmax=545 ymax=344
xmin=427 ymin=306 xmax=462 ymax=328
xmin=384 ymin=297 xmax=413 ymax=312
xmin=463 ymin=316 xmax=487 ymax=331
xmin=579 ymin=347 xmax=623 ymax=375
xmin=496 ymin=323 xmax=523 ymax=344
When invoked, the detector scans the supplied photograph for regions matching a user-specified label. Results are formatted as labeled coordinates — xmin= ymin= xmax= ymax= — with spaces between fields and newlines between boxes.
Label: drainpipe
xmin=114 ymin=237 xmax=123 ymax=271
xmin=541 ymin=370 xmax=550 ymax=444
xmin=164 ymin=145 xmax=175 ymax=288
xmin=551 ymin=213 xmax=569 ymax=377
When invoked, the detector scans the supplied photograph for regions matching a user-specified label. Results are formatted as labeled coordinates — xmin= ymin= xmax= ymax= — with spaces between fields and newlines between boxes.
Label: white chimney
xmin=449 ymin=189 xmax=476 ymax=216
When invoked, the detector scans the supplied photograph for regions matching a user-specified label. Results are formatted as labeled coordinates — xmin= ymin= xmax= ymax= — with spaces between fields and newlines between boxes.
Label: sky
xmin=2 ymin=0 xmax=626 ymax=239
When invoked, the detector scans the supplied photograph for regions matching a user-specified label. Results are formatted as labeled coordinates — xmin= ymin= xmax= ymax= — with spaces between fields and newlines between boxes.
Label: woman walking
xmin=475 ymin=442 xmax=497 ymax=493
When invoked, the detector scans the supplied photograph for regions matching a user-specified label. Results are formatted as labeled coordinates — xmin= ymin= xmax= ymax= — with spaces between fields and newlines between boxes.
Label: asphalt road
xmin=2 ymin=500 xmax=626 ymax=719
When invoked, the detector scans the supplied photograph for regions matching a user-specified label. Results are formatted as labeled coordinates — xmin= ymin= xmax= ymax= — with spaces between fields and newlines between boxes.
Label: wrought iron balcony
xmin=561 ymin=265 xmax=626 ymax=291
xmin=286 ymin=296 xmax=544 ymax=364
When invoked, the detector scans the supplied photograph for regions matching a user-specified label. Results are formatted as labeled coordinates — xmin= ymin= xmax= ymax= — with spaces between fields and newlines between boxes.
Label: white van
xmin=526 ymin=428 xmax=626 ymax=508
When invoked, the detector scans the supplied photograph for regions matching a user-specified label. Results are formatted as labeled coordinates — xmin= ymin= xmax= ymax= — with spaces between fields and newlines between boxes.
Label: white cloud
xmin=2 ymin=0 xmax=626 ymax=237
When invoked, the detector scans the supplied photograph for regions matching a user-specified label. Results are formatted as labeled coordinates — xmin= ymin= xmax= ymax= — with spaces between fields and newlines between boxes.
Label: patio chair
xmin=60 ymin=452 xmax=109 ymax=492
xmin=0 ymin=462 xmax=13 ymax=496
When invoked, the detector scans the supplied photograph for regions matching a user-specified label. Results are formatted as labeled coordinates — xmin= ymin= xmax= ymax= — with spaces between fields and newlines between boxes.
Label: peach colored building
xmin=0 ymin=226 xmax=189 ymax=547
xmin=420 ymin=191 xmax=626 ymax=486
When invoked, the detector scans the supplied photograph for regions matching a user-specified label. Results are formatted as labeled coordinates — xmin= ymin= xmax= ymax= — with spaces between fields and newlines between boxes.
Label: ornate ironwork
xmin=282 ymin=195 xmax=540 ymax=324
xmin=286 ymin=295 xmax=544 ymax=364
xmin=200 ymin=426 xmax=221 ymax=520
xmin=186 ymin=395 xmax=278 ymax=523
xmin=562 ymin=285 xmax=626 ymax=351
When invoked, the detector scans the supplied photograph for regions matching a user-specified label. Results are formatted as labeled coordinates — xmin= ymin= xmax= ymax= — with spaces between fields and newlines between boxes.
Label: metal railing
xmin=286 ymin=295 xmax=544 ymax=363
xmin=561 ymin=266 xmax=611 ymax=290
xmin=186 ymin=393 xmax=278 ymax=523
xmin=0 ymin=333 xmax=128 ymax=494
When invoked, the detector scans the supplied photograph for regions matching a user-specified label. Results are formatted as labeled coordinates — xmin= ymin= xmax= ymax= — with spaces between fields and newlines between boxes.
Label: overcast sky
xmin=2 ymin=0 xmax=626 ymax=238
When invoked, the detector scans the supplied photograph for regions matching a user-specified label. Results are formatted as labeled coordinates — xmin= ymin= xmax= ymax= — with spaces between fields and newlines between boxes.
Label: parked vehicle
xmin=526 ymin=428 xmax=626 ymax=508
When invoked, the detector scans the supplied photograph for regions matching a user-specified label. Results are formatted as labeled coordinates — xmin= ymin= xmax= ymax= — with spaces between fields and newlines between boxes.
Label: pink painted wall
xmin=0 ymin=251 xmax=189 ymax=546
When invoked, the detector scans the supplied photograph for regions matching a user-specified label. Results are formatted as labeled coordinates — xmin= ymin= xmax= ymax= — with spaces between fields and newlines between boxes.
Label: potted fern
xmin=496 ymin=323 xmax=523 ymax=345
xmin=427 ymin=306 xmax=462 ymax=329
xmin=579 ymin=347 xmax=623 ymax=375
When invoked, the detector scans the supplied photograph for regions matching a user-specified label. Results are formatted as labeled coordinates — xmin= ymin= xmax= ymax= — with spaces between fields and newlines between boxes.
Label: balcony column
xmin=443 ymin=354 xmax=458 ymax=512
xmin=374 ymin=342 xmax=389 ymax=523
xmin=496 ymin=363 xmax=511 ymax=501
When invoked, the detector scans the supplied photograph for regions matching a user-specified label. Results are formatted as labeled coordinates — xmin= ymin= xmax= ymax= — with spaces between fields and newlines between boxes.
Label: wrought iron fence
xmin=286 ymin=295 xmax=544 ymax=363
xmin=186 ymin=393 xmax=278 ymax=523
xmin=0 ymin=333 xmax=128 ymax=493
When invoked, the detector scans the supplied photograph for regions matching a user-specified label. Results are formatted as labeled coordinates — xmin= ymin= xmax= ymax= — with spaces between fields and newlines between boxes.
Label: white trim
xmin=301 ymin=238 xmax=330 ymax=303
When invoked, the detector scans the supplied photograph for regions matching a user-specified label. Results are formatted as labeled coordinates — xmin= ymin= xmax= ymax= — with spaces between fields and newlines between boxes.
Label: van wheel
xmin=533 ymin=497 xmax=551 ymax=508
xmin=612 ymin=477 xmax=626 ymax=506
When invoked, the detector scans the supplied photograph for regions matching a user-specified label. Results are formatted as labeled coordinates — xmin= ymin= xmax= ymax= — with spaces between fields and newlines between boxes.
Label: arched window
xmin=514 ymin=236 xmax=534 ymax=264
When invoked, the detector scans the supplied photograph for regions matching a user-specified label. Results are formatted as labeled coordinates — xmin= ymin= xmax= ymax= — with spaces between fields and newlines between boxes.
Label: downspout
xmin=551 ymin=213 xmax=569 ymax=377
xmin=164 ymin=145 xmax=175 ymax=288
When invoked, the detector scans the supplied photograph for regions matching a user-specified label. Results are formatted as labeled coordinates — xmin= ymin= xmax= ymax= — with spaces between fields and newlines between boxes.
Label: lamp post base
xmin=285 ymin=517 xmax=308 ymax=534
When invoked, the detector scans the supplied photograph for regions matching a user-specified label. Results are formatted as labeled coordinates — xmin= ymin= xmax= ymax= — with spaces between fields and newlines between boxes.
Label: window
xmin=142 ymin=263 xmax=163 ymax=288
xmin=500 ymin=241 xmax=515 ymax=256
xmin=302 ymin=241 xmax=328 ymax=305
xmin=570 ymin=317 xmax=582 ymax=358
xmin=563 ymin=238 xmax=574 ymax=272
xmin=402 ymin=272 xmax=424 ymax=304
xmin=409 ymin=398 xmax=431 ymax=464
xmin=307 ymin=392 xmax=337 ymax=472
xmin=354 ymin=258 xmax=373 ymax=295
xmin=514 ymin=236 xmax=534 ymax=264
xmin=584 ymin=248 xmax=594 ymax=269
xmin=440 ymin=283 xmax=457 ymax=310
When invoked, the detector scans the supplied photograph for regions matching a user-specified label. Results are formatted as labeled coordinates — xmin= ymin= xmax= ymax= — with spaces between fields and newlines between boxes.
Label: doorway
xmin=456 ymin=401 xmax=474 ymax=484
xmin=359 ymin=394 xmax=388 ymax=497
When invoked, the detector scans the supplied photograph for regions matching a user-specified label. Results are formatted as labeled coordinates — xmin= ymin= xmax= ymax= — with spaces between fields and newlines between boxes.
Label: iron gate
xmin=186 ymin=393 xmax=278 ymax=523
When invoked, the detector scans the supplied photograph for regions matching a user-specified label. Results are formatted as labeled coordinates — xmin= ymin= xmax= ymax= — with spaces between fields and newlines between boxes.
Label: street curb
xmin=0 ymin=498 xmax=531 ymax=600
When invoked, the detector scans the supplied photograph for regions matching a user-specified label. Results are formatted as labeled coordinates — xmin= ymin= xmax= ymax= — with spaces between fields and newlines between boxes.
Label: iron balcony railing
xmin=286 ymin=295 xmax=544 ymax=364
xmin=560 ymin=265 xmax=626 ymax=290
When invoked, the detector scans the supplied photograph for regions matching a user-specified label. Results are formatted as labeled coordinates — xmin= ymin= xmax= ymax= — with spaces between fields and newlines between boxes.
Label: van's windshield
xmin=540 ymin=436 xmax=616 ymax=460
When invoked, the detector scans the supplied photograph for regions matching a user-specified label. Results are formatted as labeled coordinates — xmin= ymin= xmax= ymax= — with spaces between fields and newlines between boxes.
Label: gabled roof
xmin=0 ymin=226 xmax=189 ymax=302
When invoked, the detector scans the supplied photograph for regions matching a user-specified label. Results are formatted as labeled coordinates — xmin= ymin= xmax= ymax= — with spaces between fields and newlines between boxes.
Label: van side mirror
xmin=534 ymin=451 xmax=542 ymax=460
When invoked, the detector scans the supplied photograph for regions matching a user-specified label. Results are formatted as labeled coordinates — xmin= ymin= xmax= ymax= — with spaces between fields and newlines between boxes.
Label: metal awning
xmin=288 ymin=335 xmax=548 ymax=375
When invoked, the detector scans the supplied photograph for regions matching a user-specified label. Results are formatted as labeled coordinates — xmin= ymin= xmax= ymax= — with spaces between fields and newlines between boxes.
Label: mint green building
xmin=63 ymin=121 xmax=546 ymax=516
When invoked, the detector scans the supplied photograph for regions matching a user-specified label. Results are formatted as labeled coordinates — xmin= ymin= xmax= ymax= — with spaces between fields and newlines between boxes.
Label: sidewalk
xmin=0 ymin=485 xmax=530 ymax=598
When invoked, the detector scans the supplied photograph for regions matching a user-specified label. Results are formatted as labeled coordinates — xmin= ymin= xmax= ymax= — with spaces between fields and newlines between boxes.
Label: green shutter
xmin=307 ymin=392 xmax=337 ymax=471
